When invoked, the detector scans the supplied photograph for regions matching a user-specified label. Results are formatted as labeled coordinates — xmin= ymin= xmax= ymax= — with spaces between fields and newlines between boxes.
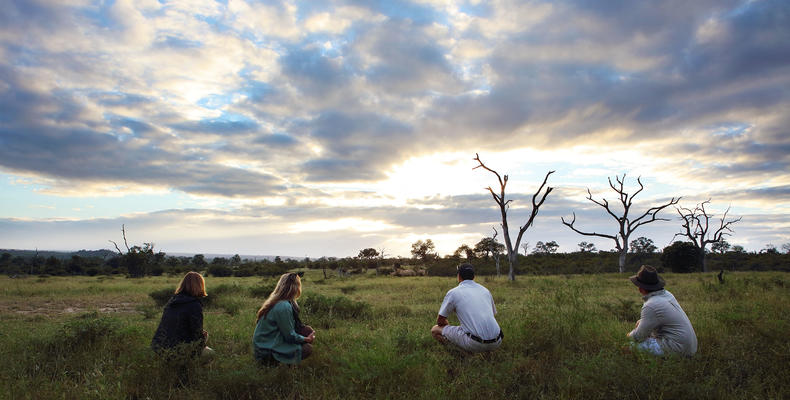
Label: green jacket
xmin=253 ymin=300 xmax=306 ymax=364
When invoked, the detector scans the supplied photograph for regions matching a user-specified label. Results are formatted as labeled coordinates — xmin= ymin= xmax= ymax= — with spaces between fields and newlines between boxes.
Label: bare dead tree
xmin=108 ymin=224 xmax=131 ymax=255
xmin=491 ymin=227 xmax=501 ymax=277
xmin=376 ymin=247 xmax=388 ymax=275
xmin=521 ymin=241 xmax=530 ymax=256
xmin=474 ymin=153 xmax=554 ymax=281
xmin=561 ymin=175 xmax=680 ymax=273
xmin=674 ymin=200 xmax=742 ymax=272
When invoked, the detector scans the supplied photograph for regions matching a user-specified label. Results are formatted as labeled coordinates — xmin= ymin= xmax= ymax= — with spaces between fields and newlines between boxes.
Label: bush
xmin=49 ymin=312 xmax=122 ymax=351
xmin=301 ymin=293 xmax=370 ymax=319
xmin=207 ymin=264 xmax=233 ymax=277
xmin=662 ymin=241 xmax=702 ymax=273
xmin=149 ymin=287 xmax=174 ymax=307
xmin=425 ymin=260 xmax=457 ymax=276
xmin=249 ymin=283 xmax=276 ymax=298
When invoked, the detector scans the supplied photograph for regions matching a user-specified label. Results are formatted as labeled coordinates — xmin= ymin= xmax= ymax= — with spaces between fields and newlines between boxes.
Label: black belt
xmin=467 ymin=330 xmax=503 ymax=344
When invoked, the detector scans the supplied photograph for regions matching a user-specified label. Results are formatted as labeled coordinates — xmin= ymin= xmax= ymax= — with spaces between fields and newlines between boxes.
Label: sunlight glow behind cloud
xmin=0 ymin=0 xmax=788 ymax=257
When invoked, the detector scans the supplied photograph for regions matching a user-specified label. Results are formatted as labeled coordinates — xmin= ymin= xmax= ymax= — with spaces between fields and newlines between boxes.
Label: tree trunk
xmin=700 ymin=248 xmax=708 ymax=273
xmin=508 ymin=252 xmax=517 ymax=281
xmin=618 ymin=252 xmax=626 ymax=273
xmin=494 ymin=255 xmax=501 ymax=277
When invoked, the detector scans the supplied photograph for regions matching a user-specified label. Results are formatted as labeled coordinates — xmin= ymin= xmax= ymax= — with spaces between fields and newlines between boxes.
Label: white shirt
xmin=438 ymin=279 xmax=500 ymax=341
xmin=628 ymin=289 xmax=697 ymax=356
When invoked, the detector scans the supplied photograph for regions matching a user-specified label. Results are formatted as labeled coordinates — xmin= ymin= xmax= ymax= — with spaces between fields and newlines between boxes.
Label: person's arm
xmin=272 ymin=303 xmax=307 ymax=344
xmin=188 ymin=302 xmax=206 ymax=346
xmin=437 ymin=291 xmax=454 ymax=323
xmin=628 ymin=305 xmax=658 ymax=341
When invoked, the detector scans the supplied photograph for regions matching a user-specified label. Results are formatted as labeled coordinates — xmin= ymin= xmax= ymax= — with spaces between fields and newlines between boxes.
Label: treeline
xmin=1 ymin=244 xmax=788 ymax=278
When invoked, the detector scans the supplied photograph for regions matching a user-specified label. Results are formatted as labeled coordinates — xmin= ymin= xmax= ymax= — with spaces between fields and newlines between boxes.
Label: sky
xmin=1 ymin=0 xmax=789 ymax=258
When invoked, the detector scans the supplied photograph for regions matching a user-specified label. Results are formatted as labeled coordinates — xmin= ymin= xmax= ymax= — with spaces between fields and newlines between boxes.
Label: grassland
xmin=1 ymin=271 xmax=788 ymax=399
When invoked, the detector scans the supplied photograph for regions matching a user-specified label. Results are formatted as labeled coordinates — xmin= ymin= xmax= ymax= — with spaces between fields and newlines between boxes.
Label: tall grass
xmin=0 ymin=272 xmax=788 ymax=399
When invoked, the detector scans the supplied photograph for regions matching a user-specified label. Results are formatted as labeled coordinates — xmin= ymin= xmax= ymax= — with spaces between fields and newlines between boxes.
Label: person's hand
xmin=304 ymin=332 xmax=315 ymax=344
xmin=202 ymin=330 xmax=209 ymax=340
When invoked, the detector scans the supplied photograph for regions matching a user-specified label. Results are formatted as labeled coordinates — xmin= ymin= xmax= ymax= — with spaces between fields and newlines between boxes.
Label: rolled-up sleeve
xmin=629 ymin=305 xmax=658 ymax=342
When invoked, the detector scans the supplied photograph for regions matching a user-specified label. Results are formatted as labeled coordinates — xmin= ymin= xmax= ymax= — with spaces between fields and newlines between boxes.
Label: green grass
xmin=1 ymin=271 xmax=789 ymax=399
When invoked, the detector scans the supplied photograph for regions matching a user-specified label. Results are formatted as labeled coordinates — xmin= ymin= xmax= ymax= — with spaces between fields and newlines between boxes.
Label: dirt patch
xmin=1 ymin=301 xmax=137 ymax=316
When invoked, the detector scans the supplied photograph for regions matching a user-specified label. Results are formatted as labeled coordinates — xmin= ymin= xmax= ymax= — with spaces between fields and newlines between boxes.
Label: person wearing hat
xmin=430 ymin=263 xmax=503 ymax=352
xmin=627 ymin=265 xmax=697 ymax=357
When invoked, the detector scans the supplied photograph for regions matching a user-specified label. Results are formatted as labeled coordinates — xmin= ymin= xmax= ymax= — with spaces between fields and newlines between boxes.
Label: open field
xmin=1 ymin=271 xmax=789 ymax=399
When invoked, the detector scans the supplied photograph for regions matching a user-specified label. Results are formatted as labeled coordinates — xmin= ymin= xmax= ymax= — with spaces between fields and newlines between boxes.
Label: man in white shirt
xmin=431 ymin=263 xmax=503 ymax=352
xmin=627 ymin=265 xmax=697 ymax=357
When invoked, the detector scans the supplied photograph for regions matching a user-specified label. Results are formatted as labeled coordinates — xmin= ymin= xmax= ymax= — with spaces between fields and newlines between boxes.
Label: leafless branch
xmin=109 ymin=240 xmax=124 ymax=255
xmin=121 ymin=224 xmax=130 ymax=252
xmin=561 ymin=212 xmax=618 ymax=241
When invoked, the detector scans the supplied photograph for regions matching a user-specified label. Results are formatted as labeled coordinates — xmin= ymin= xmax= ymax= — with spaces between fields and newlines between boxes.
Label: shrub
xmin=425 ymin=260 xmax=457 ymax=276
xmin=50 ymin=312 xmax=122 ymax=351
xmin=662 ymin=241 xmax=702 ymax=273
xmin=149 ymin=287 xmax=174 ymax=307
xmin=301 ymin=293 xmax=370 ymax=319
xmin=249 ymin=283 xmax=276 ymax=298
xmin=207 ymin=264 xmax=233 ymax=277
xmin=340 ymin=285 xmax=357 ymax=294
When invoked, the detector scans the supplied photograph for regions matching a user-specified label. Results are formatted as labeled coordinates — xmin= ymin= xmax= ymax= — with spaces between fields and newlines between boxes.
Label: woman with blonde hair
xmin=253 ymin=272 xmax=315 ymax=365
xmin=151 ymin=271 xmax=213 ymax=356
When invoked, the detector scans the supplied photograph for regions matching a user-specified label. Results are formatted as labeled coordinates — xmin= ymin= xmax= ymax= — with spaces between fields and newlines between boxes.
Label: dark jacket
xmin=151 ymin=293 xmax=204 ymax=351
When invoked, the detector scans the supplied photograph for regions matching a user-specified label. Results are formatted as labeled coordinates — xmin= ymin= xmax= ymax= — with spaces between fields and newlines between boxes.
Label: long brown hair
xmin=256 ymin=273 xmax=302 ymax=322
xmin=175 ymin=271 xmax=207 ymax=297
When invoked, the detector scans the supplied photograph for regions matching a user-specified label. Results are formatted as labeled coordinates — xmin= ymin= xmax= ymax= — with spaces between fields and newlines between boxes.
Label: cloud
xmin=1 ymin=0 xmax=788 ymax=255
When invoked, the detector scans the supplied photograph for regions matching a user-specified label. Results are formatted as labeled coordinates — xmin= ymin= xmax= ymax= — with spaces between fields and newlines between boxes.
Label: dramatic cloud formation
xmin=1 ymin=0 xmax=788 ymax=257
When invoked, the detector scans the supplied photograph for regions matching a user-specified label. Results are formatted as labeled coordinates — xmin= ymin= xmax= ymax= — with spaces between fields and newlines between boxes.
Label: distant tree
xmin=629 ymin=237 xmax=657 ymax=254
xmin=165 ymin=256 xmax=182 ymax=271
xmin=782 ymin=243 xmax=790 ymax=254
xmin=521 ymin=241 xmax=530 ymax=256
xmin=562 ymin=175 xmax=680 ymax=273
xmin=44 ymin=256 xmax=63 ymax=275
xmin=488 ymin=227 xmax=505 ymax=277
xmin=230 ymin=254 xmax=242 ymax=266
xmin=191 ymin=254 xmax=207 ymax=269
xmin=207 ymin=264 xmax=233 ymax=277
xmin=474 ymin=237 xmax=505 ymax=259
xmin=358 ymin=248 xmax=379 ymax=271
xmin=411 ymin=239 xmax=438 ymax=263
xmin=761 ymin=244 xmax=778 ymax=254
xmin=211 ymin=257 xmax=229 ymax=266
xmin=533 ymin=241 xmax=559 ymax=254
xmin=108 ymin=225 xmax=164 ymax=277
xmin=65 ymin=255 xmax=84 ymax=275
xmin=474 ymin=153 xmax=554 ymax=281
xmin=661 ymin=241 xmax=701 ymax=273
xmin=675 ymin=200 xmax=742 ymax=272
xmin=453 ymin=244 xmax=475 ymax=260
xmin=577 ymin=241 xmax=596 ymax=253
xmin=711 ymin=240 xmax=731 ymax=254
xmin=731 ymin=245 xmax=746 ymax=253
xmin=0 ymin=252 xmax=11 ymax=274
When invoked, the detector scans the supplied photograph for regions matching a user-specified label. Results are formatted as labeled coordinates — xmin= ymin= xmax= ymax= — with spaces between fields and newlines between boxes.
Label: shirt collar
xmin=642 ymin=289 xmax=666 ymax=301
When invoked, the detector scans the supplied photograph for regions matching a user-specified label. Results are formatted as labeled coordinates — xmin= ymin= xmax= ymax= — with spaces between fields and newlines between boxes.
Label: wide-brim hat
xmin=629 ymin=265 xmax=665 ymax=290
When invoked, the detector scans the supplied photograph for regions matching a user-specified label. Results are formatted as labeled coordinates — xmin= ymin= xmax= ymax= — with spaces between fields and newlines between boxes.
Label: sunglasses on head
xmin=289 ymin=271 xmax=304 ymax=278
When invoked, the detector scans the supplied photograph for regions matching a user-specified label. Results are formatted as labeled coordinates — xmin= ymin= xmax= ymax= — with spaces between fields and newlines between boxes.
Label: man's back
xmin=439 ymin=280 xmax=500 ymax=340
xmin=633 ymin=290 xmax=697 ymax=356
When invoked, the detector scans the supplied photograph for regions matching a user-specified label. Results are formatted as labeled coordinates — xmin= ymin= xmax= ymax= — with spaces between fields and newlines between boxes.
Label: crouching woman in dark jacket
xmin=151 ymin=271 xmax=213 ymax=357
